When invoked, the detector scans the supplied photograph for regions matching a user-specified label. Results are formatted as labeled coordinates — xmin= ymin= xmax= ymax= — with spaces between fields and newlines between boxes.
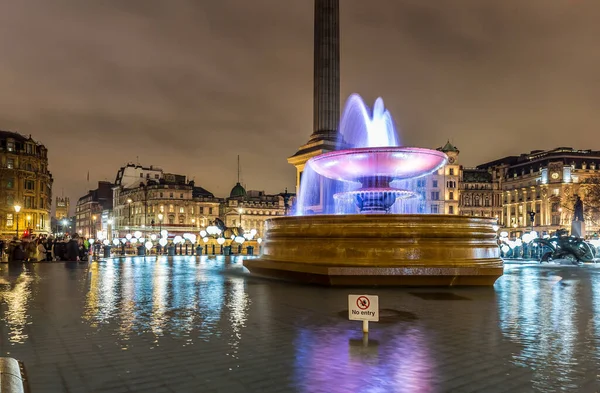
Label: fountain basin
xmin=308 ymin=147 xmax=447 ymax=182
xmin=244 ymin=215 xmax=503 ymax=286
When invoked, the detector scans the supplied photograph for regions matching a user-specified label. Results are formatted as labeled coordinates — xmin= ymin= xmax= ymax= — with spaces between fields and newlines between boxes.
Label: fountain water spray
xmin=296 ymin=94 xmax=447 ymax=215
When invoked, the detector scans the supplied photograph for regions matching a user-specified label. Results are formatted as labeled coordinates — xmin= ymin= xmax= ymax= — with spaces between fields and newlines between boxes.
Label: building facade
xmin=0 ymin=131 xmax=53 ymax=238
xmin=55 ymin=197 xmax=69 ymax=219
xmin=112 ymin=177 xmax=221 ymax=238
xmin=223 ymin=183 xmax=293 ymax=238
xmin=478 ymin=147 xmax=600 ymax=236
xmin=75 ymin=181 xmax=113 ymax=239
xmin=459 ymin=168 xmax=502 ymax=219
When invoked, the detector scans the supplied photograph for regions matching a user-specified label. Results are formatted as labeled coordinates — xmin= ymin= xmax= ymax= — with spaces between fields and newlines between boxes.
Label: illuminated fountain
xmin=244 ymin=94 xmax=502 ymax=286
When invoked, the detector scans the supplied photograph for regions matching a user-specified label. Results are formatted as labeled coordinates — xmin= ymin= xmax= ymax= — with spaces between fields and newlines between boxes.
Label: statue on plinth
xmin=573 ymin=195 xmax=585 ymax=222
xmin=571 ymin=195 xmax=586 ymax=238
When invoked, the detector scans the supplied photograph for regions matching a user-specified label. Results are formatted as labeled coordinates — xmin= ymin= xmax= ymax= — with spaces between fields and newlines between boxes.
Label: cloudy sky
xmin=0 ymin=0 xmax=598 ymax=206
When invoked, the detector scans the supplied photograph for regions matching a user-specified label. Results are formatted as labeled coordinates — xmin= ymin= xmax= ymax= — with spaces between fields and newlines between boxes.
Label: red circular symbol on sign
xmin=357 ymin=296 xmax=370 ymax=310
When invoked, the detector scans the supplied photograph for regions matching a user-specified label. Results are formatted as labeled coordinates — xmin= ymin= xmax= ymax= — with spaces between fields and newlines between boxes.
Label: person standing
xmin=66 ymin=234 xmax=80 ymax=261
xmin=37 ymin=239 xmax=47 ymax=262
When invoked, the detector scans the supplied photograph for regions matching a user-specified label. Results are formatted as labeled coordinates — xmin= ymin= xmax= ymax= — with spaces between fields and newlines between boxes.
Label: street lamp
xmin=62 ymin=219 xmax=68 ymax=235
xmin=158 ymin=213 xmax=163 ymax=235
xmin=92 ymin=215 xmax=97 ymax=239
xmin=14 ymin=204 xmax=21 ymax=237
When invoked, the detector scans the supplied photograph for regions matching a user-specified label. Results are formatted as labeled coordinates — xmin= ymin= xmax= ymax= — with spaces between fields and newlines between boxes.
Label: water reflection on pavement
xmin=0 ymin=257 xmax=599 ymax=392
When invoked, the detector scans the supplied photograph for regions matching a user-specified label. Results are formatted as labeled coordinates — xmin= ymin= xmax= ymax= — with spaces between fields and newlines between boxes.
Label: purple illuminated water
xmin=296 ymin=94 xmax=447 ymax=215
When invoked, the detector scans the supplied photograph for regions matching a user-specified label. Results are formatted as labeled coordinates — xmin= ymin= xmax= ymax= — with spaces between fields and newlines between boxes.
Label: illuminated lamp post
xmin=26 ymin=215 xmax=31 ymax=236
xmin=14 ymin=205 xmax=21 ymax=237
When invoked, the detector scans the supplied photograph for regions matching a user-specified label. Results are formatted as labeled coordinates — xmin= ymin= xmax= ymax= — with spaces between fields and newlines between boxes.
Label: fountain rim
xmin=279 ymin=214 xmax=498 ymax=224
xmin=308 ymin=146 xmax=448 ymax=181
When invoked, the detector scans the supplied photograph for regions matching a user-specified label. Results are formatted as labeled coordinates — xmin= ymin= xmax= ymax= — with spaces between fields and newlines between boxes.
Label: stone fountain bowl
xmin=308 ymin=147 xmax=448 ymax=182
xmin=243 ymin=214 xmax=503 ymax=286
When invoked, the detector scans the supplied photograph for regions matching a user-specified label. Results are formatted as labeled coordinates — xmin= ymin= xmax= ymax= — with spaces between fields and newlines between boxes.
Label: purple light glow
xmin=309 ymin=147 xmax=447 ymax=182
xmin=296 ymin=94 xmax=447 ymax=215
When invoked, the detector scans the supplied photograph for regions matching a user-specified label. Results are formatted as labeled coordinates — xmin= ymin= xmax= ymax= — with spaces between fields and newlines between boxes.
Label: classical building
xmin=114 ymin=163 xmax=163 ymax=189
xmin=55 ymin=197 xmax=69 ymax=219
xmin=414 ymin=141 xmax=461 ymax=215
xmin=112 ymin=173 xmax=220 ymax=238
xmin=459 ymin=168 xmax=502 ymax=219
xmin=75 ymin=181 xmax=113 ymax=239
xmin=223 ymin=183 xmax=293 ymax=238
xmin=477 ymin=147 xmax=600 ymax=236
xmin=0 ymin=131 xmax=53 ymax=238
xmin=288 ymin=0 xmax=340 ymax=203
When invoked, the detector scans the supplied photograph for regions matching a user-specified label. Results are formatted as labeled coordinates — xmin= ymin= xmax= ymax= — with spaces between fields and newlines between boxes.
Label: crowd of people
xmin=0 ymin=233 xmax=92 ymax=263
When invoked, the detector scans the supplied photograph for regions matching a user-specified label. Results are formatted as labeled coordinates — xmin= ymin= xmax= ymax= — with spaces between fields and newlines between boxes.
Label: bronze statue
xmin=573 ymin=195 xmax=585 ymax=222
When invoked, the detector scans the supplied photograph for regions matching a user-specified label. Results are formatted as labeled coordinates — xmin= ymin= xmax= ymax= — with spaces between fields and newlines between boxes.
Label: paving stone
xmin=1 ymin=258 xmax=600 ymax=392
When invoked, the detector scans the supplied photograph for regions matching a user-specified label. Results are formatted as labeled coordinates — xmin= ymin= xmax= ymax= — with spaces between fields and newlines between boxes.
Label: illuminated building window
xmin=179 ymin=207 xmax=184 ymax=213
xmin=6 ymin=214 xmax=13 ymax=227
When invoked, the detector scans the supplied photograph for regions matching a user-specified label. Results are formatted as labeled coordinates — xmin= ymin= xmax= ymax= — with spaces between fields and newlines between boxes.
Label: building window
xmin=6 ymin=178 xmax=13 ymax=189
xmin=180 ymin=193 xmax=184 ymax=198
xmin=179 ymin=207 xmax=184 ymax=213
xmin=431 ymin=192 xmax=439 ymax=200
xmin=26 ymin=144 xmax=32 ymax=154
xmin=6 ymin=213 xmax=13 ymax=227
xmin=431 ymin=205 xmax=439 ymax=214
xmin=449 ymin=168 xmax=454 ymax=176
xmin=7 ymin=141 xmax=14 ymax=152
xmin=155 ymin=174 xmax=159 ymax=179
xmin=551 ymin=215 xmax=561 ymax=225
xmin=179 ymin=216 xmax=184 ymax=224
xmin=25 ymin=180 xmax=35 ymax=190
xmin=432 ymin=180 xmax=438 ymax=188
xmin=417 ymin=179 xmax=426 ymax=188
xmin=169 ymin=193 xmax=173 ymax=198
xmin=169 ymin=205 xmax=174 ymax=213
xmin=169 ymin=217 xmax=174 ymax=225
xmin=200 ymin=207 xmax=204 ymax=214
xmin=7 ymin=159 xmax=14 ymax=169
xmin=209 ymin=207 xmax=213 ymax=215
xmin=449 ymin=206 xmax=454 ymax=214
xmin=449 ymin=191 xmax=454 ymax=200
xmin=140 ymin=173 xmax=143 ymax=177
xmin=25 ymin=196 xmax=33 ymax=208
xmin=191 ymin=207 xmax=194 ymax=214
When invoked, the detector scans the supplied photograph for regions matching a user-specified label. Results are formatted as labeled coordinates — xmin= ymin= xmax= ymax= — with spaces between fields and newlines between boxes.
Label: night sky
xmin=1 ymin=0 xmax=599 ymax=207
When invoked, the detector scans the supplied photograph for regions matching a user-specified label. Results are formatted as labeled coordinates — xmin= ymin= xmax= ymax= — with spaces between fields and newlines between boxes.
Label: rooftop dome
xmin=230 ymin=182 xmax=247 ymax=198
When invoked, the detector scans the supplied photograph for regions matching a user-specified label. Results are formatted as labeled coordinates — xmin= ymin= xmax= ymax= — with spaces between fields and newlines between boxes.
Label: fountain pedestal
xmin=244 ymin=215 xmax=503 ymax=286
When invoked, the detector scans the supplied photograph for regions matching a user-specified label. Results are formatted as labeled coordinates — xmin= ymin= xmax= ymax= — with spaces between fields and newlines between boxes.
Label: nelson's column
xmin=287 ymin=0 xmax=340 ymax=211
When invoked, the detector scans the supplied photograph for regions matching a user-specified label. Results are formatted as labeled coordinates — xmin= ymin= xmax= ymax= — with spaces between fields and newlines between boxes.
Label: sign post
xmin=348 ymin=294 xmax=379 ymax=333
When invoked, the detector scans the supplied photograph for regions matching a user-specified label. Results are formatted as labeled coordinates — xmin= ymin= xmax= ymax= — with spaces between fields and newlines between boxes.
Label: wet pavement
xmin=0 ymin=257 xmax=599 ymax=392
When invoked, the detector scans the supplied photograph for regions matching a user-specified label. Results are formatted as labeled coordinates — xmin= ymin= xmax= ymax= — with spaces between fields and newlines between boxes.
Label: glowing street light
xmin=13 ymin=204 xmax=21 ymax=237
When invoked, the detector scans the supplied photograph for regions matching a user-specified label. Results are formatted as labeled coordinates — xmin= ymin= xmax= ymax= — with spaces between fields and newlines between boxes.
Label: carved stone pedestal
xmin=571 ymin=220 xmax=586 ymax=238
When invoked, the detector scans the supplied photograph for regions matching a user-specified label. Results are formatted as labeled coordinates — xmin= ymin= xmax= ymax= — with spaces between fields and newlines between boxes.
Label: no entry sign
xmin=348 ymin=294 xmax=379 ymax=322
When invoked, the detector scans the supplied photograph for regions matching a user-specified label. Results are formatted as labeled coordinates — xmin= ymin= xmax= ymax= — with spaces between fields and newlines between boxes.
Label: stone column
xmin=310 ymin=0 xmax=340 ymax=143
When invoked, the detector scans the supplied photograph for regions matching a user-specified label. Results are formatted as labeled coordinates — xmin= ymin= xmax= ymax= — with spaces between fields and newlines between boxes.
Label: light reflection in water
xmin=294 ymin=325 xmax=433 ymax=393
xmin=81 ymin=257 xmax=250 ymax=349
xmin=496 ymin=268 xmax=595 ymax=392
xmin=0 ymin=268 xmax=35 ymax=344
